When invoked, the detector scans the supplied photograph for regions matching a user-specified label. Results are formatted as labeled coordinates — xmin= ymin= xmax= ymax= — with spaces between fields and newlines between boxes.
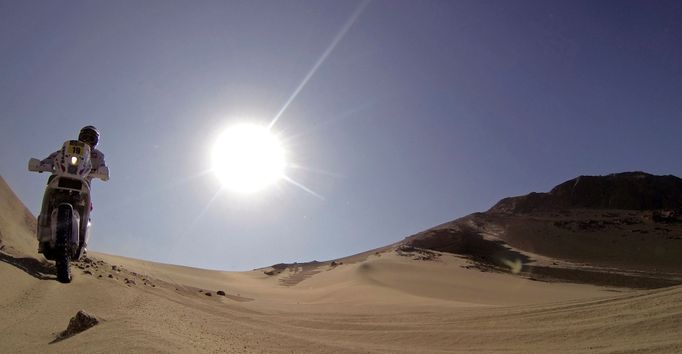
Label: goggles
xmin=79 ymin=132 xmax=98 ymax=145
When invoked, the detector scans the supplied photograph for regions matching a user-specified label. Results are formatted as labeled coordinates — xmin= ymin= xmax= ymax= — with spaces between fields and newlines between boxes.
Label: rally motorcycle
xmin=28 ymin=140 xmax=109 ymax=283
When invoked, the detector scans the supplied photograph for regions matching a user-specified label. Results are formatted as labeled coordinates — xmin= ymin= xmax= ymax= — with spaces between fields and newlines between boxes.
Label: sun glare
xmin=211 ymin=123 xmax=286 ymax=193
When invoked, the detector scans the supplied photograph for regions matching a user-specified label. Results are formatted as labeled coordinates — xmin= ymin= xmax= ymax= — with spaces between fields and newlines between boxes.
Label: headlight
xmin=70 ymin=156 xmax=79 ymax=165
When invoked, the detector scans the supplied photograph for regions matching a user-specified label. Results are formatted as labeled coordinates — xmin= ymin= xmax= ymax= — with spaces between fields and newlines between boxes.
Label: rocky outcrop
xmin=402 ymin=172 xmax=682 ymax=289
xmin=53 ymin=310 xmax=99 ymax=342
xmin=490 ymin=172 xmax=682 ymax=213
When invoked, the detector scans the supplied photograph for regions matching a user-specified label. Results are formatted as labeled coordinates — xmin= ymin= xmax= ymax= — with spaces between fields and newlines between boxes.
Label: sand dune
xmin=1 ymin=175 xmax=681 ymax=353
xmin=0 ymin=177 xmax=38 ymax=256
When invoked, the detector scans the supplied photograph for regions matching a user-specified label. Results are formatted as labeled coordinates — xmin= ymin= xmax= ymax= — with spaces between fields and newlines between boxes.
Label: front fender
xmin=50 ymin=204 xmax=81 ymax=247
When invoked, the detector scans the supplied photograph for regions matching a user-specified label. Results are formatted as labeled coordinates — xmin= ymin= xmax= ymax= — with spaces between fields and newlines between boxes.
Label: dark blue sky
xmin=2 ymin=0 xmax=681 ymax=270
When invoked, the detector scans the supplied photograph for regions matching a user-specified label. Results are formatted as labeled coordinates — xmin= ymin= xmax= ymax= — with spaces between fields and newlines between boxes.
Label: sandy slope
xmin=0 ymin=176 xmax=37 ymax=256
xmin=1 ymin=175 xmax=681 ymax=353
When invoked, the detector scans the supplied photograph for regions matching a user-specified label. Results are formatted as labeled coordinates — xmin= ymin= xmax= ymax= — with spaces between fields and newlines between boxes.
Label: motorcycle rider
xmin=40 ymin=126 xmax=107 ymax=181
xmin=36 ymin=125 xmax=108 ymax=254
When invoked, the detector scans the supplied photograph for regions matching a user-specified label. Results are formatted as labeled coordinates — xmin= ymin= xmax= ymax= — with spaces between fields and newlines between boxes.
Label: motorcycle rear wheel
xmin=56 ymin=205 xmax=73 ymax=283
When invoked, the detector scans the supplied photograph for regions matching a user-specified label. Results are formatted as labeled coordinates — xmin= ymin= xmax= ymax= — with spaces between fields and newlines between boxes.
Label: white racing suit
xmin=37 ymin=148 xmax=108 ymax=254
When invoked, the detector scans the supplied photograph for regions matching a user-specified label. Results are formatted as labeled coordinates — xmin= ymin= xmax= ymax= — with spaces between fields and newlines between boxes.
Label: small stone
xmin=108 ymin=274 xmax=113 ymax=278
xmin=54 ymin=310 xmax=99 ymax=342
xmin=83 ymin=270 xmax=92 ymax=275
xmin=216 ymin=290 xmax=226 ymax=296
xmin=205 ymin=292 xmax=212 ymax=296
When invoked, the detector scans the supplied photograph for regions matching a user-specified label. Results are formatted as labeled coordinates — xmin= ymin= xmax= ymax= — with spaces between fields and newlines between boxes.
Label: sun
xmin=211 ymin=123 xmax=286 ymax=193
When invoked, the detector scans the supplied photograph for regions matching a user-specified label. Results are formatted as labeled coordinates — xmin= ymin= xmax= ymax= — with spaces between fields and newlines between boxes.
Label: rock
xmin=490 ymin=172 xmax=682 ymax=213
xmin=54 ymin=310 xmax=99 ymax=342
xmin=83 ymin=270 xmax=92 ymax=275
xmin=216 ymin=290 xmax=226 ymax=296
xmin=108 ymin=274 xmax=113 ymax=278
xmin=205 ymin=292 xmax=212 ymax=296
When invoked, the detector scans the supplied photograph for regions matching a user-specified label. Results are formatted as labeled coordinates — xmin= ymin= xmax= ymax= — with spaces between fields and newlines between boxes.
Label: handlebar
xmin=90 ymin=166 xmax=110 ymax=181
xmin=28 ymin=158 xmax=52 ymax=173
xmin=28 ymin=158 xmax=109 ymax=181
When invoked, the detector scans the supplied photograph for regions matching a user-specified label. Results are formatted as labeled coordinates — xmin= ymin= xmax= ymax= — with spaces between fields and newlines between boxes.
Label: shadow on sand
xmin=0 ymin=251 xmax=55 ymax=280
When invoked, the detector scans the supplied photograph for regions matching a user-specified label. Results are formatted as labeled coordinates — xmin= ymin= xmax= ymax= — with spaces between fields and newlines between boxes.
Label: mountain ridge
xmin=490 ymin=171 xmax=682 ymax=213
xmin=404 ymin=171 xmax=682 ymax=288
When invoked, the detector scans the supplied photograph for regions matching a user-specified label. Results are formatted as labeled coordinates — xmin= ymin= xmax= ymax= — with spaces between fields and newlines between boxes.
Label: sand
xmin=1 ymin=175 xmax=681 ymax=353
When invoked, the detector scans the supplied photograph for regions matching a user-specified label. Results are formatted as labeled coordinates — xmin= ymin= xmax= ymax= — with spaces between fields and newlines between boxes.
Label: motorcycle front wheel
xmin=55 ymin=205 xmax=73 ymax=283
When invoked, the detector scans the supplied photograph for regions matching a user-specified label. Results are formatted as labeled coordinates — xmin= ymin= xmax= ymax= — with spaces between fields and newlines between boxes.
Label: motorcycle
xmin=28 ymin=140 xmax=109 ymax=283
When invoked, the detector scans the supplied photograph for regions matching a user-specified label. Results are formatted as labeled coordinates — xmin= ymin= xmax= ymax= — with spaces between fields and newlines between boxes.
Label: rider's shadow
xmin=0 ymin=251 xmax=56 ymax=280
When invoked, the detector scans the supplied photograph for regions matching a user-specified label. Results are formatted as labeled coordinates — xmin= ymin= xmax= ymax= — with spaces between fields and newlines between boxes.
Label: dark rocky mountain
xmin=490 ymin=172 xmax=682 ymax=213
xmin=403 ymin=172 xmax=682 ymax=289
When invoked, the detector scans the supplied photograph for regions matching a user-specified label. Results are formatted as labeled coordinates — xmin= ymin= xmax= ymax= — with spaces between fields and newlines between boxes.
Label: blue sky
xmin=2 ymin=0 xmax=681 ymax=270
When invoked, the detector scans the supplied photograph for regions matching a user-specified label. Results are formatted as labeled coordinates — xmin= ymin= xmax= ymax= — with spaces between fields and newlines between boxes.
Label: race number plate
xmin=66 ymin=141 xmax=86 ymax=156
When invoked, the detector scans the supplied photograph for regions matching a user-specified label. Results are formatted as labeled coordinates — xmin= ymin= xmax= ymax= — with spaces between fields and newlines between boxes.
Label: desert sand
xmin=1 ymin=175 xmax=681 ymax=353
